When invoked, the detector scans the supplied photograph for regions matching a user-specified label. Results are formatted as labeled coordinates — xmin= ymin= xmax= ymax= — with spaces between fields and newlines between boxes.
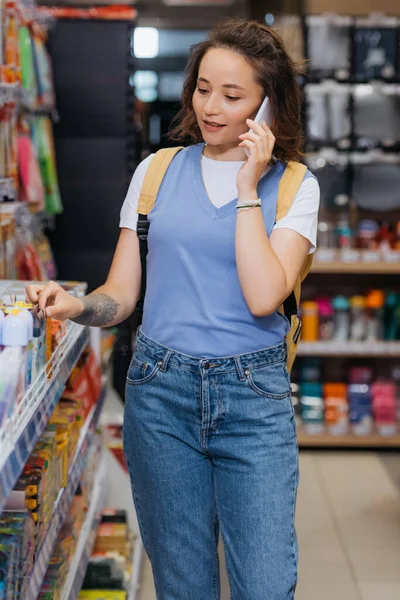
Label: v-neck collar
xmin=191 ymin=143 xmax=280 ymax=219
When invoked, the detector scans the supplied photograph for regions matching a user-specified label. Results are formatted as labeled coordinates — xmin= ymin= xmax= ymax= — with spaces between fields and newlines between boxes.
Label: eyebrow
xmin=197 ymin=77 xmax=245 ymax=91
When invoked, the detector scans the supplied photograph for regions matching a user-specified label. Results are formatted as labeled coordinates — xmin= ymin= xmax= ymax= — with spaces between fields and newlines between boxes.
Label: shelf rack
xmin=0 ymin=324 xmax=89 ymax=513
xmin=24 ymin=381 xmax=107 ymax=600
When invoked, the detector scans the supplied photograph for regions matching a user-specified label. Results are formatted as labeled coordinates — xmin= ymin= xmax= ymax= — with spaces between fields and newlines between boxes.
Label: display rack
xmin=311 ymin=260 xmax=400 ymax=275
xmin=60 ymin=454 xmax=107 ymax=600
xmin=298 ymin=341 xmax=400 ymax=357
xmin=25 ymin=380 xmax=108 ymax=600
xmin=297 ymin=429 xmax=400 ymax=449
xmin=0 ymin=323 xmax=89 ymax=512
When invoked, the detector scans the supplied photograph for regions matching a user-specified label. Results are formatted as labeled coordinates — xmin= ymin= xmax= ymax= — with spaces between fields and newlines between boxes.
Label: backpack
xmin=135 ymin=147 xmax=312 ymax=372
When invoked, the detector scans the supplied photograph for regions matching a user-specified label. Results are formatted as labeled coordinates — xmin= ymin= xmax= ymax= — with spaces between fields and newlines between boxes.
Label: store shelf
xmin=297 ymin=341 xmax=400 ymax=357
xmin=25 ymin=380 xmax=107 ymax=600
xmin=60 ymin=454 xmax=107 ymax=600
xmin=128 ymin=537 xmax=144 ymax=600
xmin=0 ymin=324 xmax=90 ymax=513
xmin=311 ymin=260 xmax=400 ymax=274
xmin=298 ymin=429 xmax=400 ymax=448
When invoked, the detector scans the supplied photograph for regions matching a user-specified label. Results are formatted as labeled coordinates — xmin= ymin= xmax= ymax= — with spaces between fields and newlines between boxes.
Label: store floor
xmin=137 ymin=451 xmax=400 ymax=600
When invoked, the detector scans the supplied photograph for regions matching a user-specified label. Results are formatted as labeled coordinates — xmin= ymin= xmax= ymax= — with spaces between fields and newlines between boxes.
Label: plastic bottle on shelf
xmin=372 ymin=382 xmax=397 ymax=436
xmin=357 ymin=219 xmax=380 ymax=262
xmin=317 ymin=298 xmax=334 ymax=341
xmin=324 ymin=383 xmax=348 ymax=435
xmin=350 ymin=296 xmax=368 ymax=342
xmin=383 ymin=292 xmax=399 ymax=341
xmin=348 ymin=383 xmax=373 ymax=436
xmin=301 ymin=301 xmax=319 ymax=342
xmin=378 ymin=221 xmax=394 ymax=255
xmin=337 ymin=214 xmax=356 ymax=261
xmin=365 ymin=290 xmax=385 ymax=341
xmin=316 ymin=220 xmax=337 ymax=261
xmin=2 ymin=310 xmax=29 ymax=402
xmin=15 ymin=306 xmax=34 ymax=386
xmin=332 ymin=296 xmax=350 ymax=342
xmin=299 ymin=382 xmax=324 ymax=435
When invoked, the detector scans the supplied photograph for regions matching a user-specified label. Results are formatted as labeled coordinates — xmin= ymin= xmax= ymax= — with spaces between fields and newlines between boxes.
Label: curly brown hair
xmin=169 ymin=18 xmax=304 ymax=163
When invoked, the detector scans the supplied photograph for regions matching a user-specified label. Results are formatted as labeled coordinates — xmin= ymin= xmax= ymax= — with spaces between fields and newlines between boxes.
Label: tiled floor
xmin=137 ymin=451 xmax=400 ymax=600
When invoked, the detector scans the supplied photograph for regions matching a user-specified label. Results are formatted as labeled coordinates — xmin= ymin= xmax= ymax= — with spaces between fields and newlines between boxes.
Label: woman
xmin=27 ymin=19 xmax=319 ymax=600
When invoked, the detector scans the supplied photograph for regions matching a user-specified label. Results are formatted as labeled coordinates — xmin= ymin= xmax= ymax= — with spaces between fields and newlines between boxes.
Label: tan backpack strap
xmin=137 ymin=147 xmax=184 ymax=215
xmin=275 ymin=160 xmax=307 ymax=222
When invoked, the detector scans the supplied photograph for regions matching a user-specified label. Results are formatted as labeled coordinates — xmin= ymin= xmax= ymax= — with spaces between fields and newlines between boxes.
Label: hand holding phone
xmin=244 ymin=96 xmax=271 ymax=157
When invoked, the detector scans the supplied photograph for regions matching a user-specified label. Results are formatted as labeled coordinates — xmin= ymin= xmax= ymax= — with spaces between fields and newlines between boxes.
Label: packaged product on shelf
xmin=353 ymin=84 xmax=400 ymax=150
xmin=352 ymin=155 xmax=400 ymax=214
xmin=0 ymin=508 xmax=35 ymax=599
xmin=349 ymin=296 xmax=368 ymax=342
xmin=354 ymin=16 xmax=398 ymax=82
xmin=299 ymin=382 xmax=324 ymax=434
xmin=18 ymin=22 xmax=37 ymax=103
xmin=62 ymin=347 xmax=102 ymax=417
xmin=383 ymin=292 xmax=399 ymax=341
xmin=348 ymin=383 xmax=373 ymax=436
xmin=18 ymin=118 xmax=45 ymax=208
xmin=365 ymin=290 xmax=384 ymax=341
xmin=37 ymin=441 xmax=104 ymax=598
xmin=306 ymin=82 xmax=351 ymax=148
xmin=306 ymin=15 xmax=351 ymax=80
xmin=300 ymin=301 xmax=319 ymax=342
xmin=324 ymin=383 xmax=348 ymax=435
xmin=80 ymin=509 xmax=134 ymax=595
xmin=31 ymin=116 xmax=62 ymax=215
xmin=316 ymin=298 xmax=334 ymax=341
xmin=372 ymin=382 xmax=397 ymax=436
xmin=332 ymin=296 xmax=350 ymax=342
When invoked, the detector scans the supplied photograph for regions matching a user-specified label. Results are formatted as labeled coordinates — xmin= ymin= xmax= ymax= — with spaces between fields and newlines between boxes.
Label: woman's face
xmin=192 ymin=48 xmax=264 ymax=149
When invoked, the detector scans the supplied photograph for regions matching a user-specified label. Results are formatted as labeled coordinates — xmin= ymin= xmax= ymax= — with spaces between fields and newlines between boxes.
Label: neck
xmin=202 ymin=142 xmax=247 ymax=162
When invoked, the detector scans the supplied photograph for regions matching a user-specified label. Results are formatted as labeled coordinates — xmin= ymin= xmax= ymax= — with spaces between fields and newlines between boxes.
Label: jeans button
xmin=204 ymin=362 xmax=210 ymax=369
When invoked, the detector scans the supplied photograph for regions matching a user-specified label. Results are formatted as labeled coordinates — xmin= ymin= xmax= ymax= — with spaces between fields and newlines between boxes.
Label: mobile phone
xmin=245 ymin=96 xmax=271 ymax=156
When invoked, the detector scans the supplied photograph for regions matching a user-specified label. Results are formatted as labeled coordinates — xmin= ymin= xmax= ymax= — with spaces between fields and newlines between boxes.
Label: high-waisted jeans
xmin=123 ymin=328 xmax=299 ymax=600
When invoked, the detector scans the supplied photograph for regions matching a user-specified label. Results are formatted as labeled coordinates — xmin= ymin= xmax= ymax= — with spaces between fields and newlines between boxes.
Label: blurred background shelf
xmin=310 ymin=261 xmax=400 ymax=275
xmin=297 ymin=430 xmax=400 ymax=448
xmin=24 ymin=381 xmax=107 ymax=600
xmin=60 ymin=455 xmax=107 ymax=600
xmin=297 ymin=341 xmax=400 ymax=356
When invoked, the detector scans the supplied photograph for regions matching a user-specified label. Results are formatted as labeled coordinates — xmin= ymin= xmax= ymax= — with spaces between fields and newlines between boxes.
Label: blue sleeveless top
xmin=141 ymin=144 xmax=313 ymax=358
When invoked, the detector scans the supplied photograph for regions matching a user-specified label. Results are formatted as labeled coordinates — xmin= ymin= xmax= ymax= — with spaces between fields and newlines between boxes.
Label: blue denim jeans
xmin=123 ymin=329 xmax=299 ymax=600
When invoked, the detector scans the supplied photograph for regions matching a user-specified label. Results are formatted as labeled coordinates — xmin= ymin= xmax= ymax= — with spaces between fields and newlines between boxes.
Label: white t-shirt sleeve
xmin=119 ymin=154 xmax=154 ymax=231
xmin=272 ymin=176 xmax=320 ymax=254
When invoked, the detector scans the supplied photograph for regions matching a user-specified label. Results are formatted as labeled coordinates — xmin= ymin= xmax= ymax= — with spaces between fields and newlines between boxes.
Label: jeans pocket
xmin=126 ymin=353 xmax=160 ymax=386
xmin=245 ymin=361 xmax=291 ymax=400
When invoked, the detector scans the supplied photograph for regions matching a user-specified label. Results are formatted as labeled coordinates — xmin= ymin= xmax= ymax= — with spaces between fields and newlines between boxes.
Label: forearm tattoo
xmin=72 ymin=293 xmax=119 ymax=327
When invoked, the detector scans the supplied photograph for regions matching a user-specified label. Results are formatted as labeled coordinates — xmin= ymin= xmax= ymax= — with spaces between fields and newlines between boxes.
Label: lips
xmin=202 ymin=120 xmax=226 ymax=133
xmin=203 ymin=120 xmax=225 ymax=127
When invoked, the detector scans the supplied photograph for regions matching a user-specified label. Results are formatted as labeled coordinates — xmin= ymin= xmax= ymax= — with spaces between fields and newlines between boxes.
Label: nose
xmin=204 ymin=93 xmax=221 ymax=116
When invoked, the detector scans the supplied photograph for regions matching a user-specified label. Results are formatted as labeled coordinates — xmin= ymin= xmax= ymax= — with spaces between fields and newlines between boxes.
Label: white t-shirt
xmin=120 ymin=153 xmax=320 ymax=253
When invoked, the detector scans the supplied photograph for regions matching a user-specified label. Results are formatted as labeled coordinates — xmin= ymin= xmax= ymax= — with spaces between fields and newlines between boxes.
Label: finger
xmin=45 ymin=304 xmax=66 ymax=320
xmin=238 ymin=139 xmax=259 ymax=159
xmin=25 ymin=285 xmax=43 ymax=305
xmin=246 ymin=118 xmax=267 ymax=135
xmin=238 ymin=131 xmax=266 ymax=144
xmin=37 ymin=282 xmax=59 ymax=312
